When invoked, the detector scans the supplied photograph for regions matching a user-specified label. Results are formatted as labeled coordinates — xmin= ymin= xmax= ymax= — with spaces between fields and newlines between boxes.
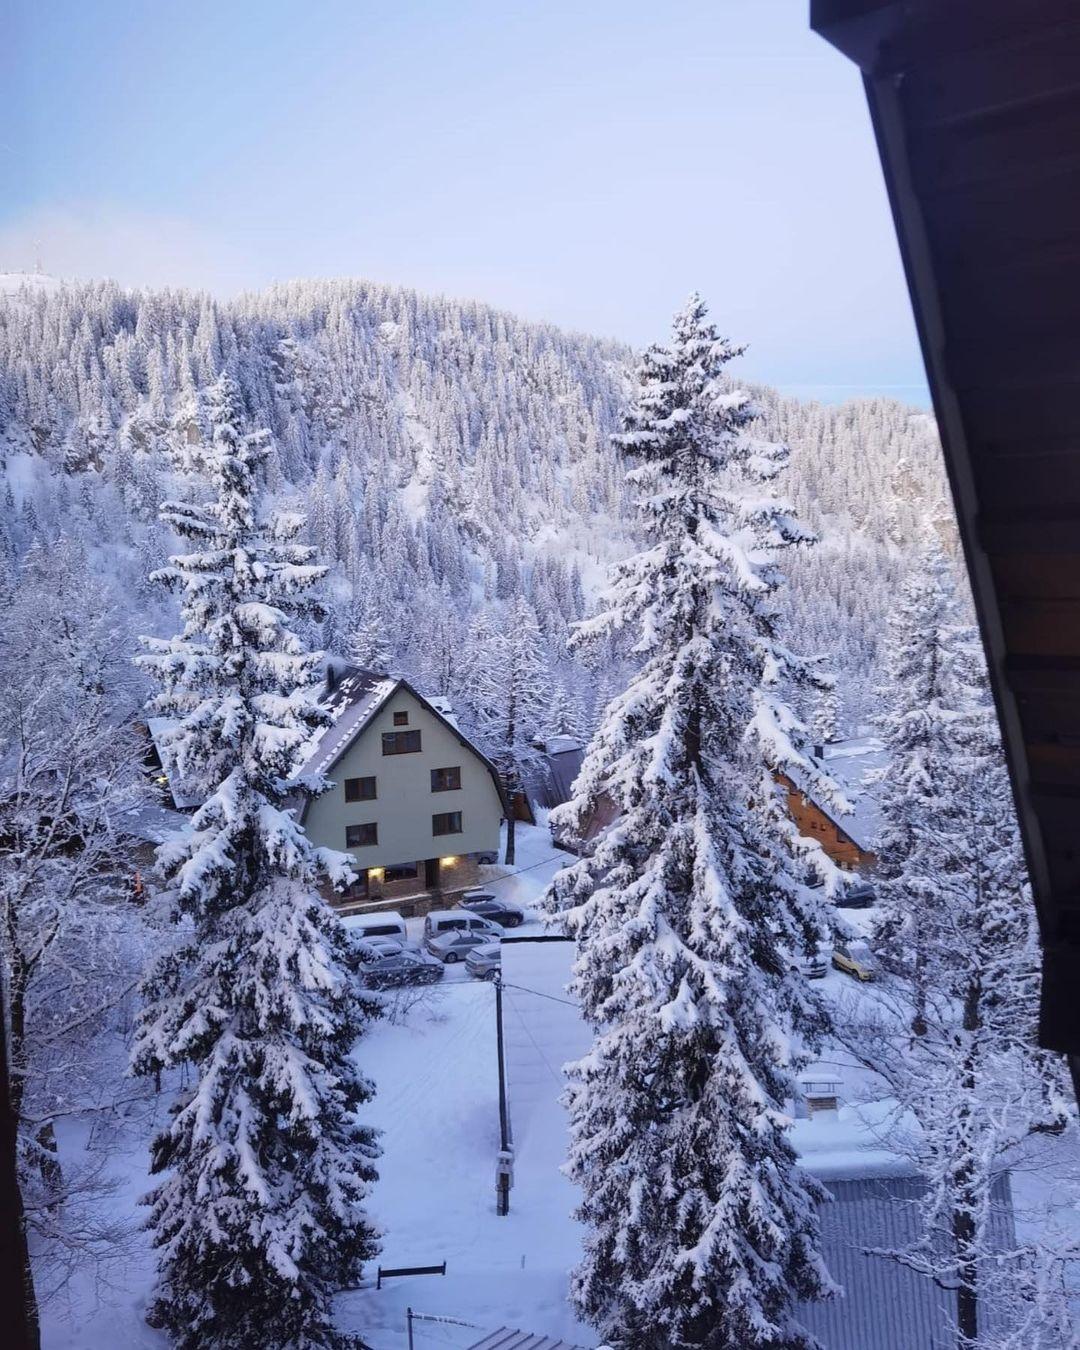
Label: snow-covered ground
xmin=37 ymin=818 xmax=1079 ymax=1348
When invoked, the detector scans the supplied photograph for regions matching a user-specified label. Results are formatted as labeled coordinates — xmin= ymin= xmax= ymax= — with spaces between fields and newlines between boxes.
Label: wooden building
xmin=776 ymin=771 xmax=877 ymax=872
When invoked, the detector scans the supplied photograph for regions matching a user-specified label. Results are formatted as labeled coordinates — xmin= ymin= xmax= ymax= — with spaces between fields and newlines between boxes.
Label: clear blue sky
xmin=2 ymin=0 xmax=929 ymax=404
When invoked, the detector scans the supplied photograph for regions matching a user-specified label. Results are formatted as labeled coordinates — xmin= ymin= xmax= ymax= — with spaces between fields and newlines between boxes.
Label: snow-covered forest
xmin=0 ymin=274 xmax=945 ymax=740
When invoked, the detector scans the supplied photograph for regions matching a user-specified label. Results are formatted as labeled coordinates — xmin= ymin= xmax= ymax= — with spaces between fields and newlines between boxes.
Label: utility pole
xmin=494 ymin=974 xmax=513 ymax=1216
xmin=406 ymin=1306 xmax=414 ymax=1350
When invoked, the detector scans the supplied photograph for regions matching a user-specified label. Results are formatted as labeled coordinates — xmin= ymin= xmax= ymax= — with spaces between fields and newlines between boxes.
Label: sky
xmin=2 ymin=0 xmax=929 ymax=405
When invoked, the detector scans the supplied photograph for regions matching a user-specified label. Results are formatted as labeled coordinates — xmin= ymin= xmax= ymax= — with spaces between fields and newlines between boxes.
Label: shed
xmin=798 ymin=1173 xmax=1017 ymax=1349
xmin=467 ymin=1332 xmax=590 ymax=1350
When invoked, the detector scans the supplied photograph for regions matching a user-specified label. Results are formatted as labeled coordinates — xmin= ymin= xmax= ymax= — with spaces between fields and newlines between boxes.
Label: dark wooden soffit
xmin=811 ymin=0 xmax=1080 ymax=1069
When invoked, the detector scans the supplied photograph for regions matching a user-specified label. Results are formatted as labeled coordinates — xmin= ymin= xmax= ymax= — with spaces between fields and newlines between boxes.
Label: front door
xmin=424 ymin=857 xmax=439 ymax=890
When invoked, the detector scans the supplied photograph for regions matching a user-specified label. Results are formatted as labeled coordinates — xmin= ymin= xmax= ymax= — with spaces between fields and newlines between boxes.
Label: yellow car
xmin=832 ymin=939 xmax=877 ymax=982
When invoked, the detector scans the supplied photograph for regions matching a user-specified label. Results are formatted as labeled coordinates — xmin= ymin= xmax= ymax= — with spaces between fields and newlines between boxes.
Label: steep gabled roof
xmin=301 ymin=662 xmax=509 ymax=816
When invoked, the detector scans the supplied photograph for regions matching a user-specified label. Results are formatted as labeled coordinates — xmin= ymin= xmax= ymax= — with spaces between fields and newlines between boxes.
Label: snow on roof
xmin=785 ymin=736 xmax=886 ymax=855
xmin=544 ymin=735 xmax=584 ymax=756
xmin=117 ymin=799 xmax=189 ymax=844
xmin=305 ymin=668 xmax=398 ymax=778
xmin=467 ymin=1330 xmax=590 ymax=1350
xmin=145 ymin=716 xmax=204 ymax=810
xmin=822 ymin=737 xmax=886 ymax=854
xmin=796 ymin=1172 xmax=1016 ymax=1350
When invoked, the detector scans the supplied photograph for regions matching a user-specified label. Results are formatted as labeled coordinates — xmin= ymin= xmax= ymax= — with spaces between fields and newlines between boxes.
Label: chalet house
xmin=776 ymin=768 xmax=877 ymax=872
xmin=298 ymin=664 xmax=507 ymax=914
xmin=553 ymin=745 xmax=880 ymax=874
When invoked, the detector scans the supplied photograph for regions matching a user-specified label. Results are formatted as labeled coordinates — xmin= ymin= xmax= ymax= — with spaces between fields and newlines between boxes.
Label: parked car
xmin=352 ymin=934 xmax=406 ymax=958
xmin=341 ymin=910 xmax=409 ymax=943
xmin=465 ymin=943 xmax=502 ymax=981
xmin=359 ymin=948 xmax=444 ymax=989
xmin=460 ymin=896 xmax=526 ymax=928
xmin=832 ymin=939 xmax=877 ymax=982
xmin=423 ymin=909 xmax=504 ymax=942
xmin=801 ymin=945 xmax=829 ymax=980
xmin=425 ymin=929 xmax=501 ymax=964
xmin=834 ymin=880 xmax=876 ymax=909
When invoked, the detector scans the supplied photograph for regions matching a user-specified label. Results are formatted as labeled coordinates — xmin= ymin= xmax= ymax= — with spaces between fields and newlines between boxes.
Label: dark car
xmin=359 ymin=949 xmax=445 ymax=989
xmin=460 ymin=895 xmax=526 ymax=928
xmin=834 ymin=879 xmax=876 ymax=909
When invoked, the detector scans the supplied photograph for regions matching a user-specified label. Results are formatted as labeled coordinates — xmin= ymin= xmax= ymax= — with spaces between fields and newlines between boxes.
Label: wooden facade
xmin=776 ymin=773 xmax=877 ymax=872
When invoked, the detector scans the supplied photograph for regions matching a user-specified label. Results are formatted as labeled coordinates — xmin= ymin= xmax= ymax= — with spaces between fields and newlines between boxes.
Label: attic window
xmin=393 ymin=710 xmax=409 ymax=726
xmin=345 ymin=776 xmax=377 ymax=802
xmin=431 ymin=766 xmax=461 ymax=792
xmin=383 ymin=730 xmax=421 ymax=755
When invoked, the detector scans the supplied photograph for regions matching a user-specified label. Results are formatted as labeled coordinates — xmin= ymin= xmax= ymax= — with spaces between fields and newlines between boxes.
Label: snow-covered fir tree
xmin=343 ymin=587 xmax=392 ymax=674
xmin=131 ymin=375 xmax=380 ymax=1350
xmin=845 ymin=604 xmax=1075 ymax=1348
xmin=472 ymin=593 xmax=552 ymax=865
xmin=872 ymin=540 xmax=960 ymax=1034
xmin=808 ymin=681 xmax=839 ymax=752
xmin=545 ymin=295 xmax=846 ymax=1349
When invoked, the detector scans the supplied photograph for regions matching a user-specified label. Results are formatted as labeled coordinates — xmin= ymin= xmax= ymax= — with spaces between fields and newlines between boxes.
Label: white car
xmin=465 ymin=942 xmax=502 ymax=980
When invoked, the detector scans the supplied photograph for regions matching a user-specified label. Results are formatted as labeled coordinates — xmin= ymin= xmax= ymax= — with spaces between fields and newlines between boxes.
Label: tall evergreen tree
xmin=473 ymin=593 xmax=551 ymax=865
xmin=848 ymin=608 xmax=1075 ymax=1348
xmin=872 ymin=541 xmax=959 ymax=1034
xmin=545 ymin=296 xmax=841 ymax=1349
xmin=132 ymin=375 xmax=380 ymax=1350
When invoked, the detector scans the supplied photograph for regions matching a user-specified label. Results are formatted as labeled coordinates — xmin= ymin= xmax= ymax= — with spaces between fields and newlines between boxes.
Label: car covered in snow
xmin=358 ymin=948 xmax=444 ymax=989
xmin=801 ymin=945 xmax=829 ymax=980
xmin=340 ymin=910 xmax=409 ymax=943
xmin=834 ymin=879 xmax=876 ymax=909
xmin=351 ymin=934 xmax=406 ymax=958
xmin=464 ymin=942 xmax=502 ymax=980
xmin=832 ymin=939 xmax=877 ymax=982
xmin=425 ymin=929 xmax=501 ymax=964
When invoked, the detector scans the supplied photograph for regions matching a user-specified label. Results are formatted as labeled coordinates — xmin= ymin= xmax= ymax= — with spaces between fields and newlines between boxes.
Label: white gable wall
xmin=304 ymin=686 xmax=503 ymax=870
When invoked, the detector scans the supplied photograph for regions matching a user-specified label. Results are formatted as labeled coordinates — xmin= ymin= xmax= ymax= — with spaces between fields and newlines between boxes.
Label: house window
xmin=393 ymin=710 xmax=409 ymax=726
xmin=346 ymin=822 xmax=378 ymax=847
xmin=344 ymin=776 xmax=377 ymax=802
xmin=342 ymin=871 xmax=369 ymax=898
xmin=382 ymin=730 xmax=421 ymax=755
xmin=383 ymin=862 xmax=419 ymax=883
xmin=432 ymin=811 xmax=463 ymax=837
xmin=430 ymin=766 xmax=462 ymax=792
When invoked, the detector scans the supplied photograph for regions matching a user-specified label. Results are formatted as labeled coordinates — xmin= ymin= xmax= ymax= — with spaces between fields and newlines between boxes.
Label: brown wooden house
xmin=776 ymin=771 xmax=877 ymax=872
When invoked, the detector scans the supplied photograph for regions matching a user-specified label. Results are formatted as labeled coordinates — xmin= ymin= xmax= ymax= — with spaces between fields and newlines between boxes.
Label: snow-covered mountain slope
xmin=0 ymin=276 xmax=947 ymax=733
